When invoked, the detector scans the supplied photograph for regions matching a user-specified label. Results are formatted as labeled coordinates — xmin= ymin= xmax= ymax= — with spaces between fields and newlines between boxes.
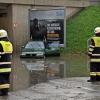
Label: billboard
xmin=29 ymin=8 xmax=66 ymax=47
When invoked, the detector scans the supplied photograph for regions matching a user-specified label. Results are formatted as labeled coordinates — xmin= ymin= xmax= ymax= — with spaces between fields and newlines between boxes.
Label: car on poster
xmin=20 ymin=41 xmax=45 ymax=58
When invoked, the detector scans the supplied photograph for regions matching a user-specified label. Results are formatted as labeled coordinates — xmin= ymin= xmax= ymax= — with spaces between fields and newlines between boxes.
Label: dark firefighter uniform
xmin=0 ymin=41 xmax=13 ymax=95
xmin=88 ymin=36 xmax=100 ymax=81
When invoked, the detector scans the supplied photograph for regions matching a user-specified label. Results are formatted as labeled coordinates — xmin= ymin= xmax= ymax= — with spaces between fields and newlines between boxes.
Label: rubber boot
xmin=96 ymin=76 xmax=100 ymax=81
xmin=87 ymin=76 xmax=96 ymax=82
xmin=0 ymin=89 xmax=8 ymax=96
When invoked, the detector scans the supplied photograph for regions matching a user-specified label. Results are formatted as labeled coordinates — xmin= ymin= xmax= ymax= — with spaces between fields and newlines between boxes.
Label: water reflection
xmin=21 ymin=57 xmax=67 ymax=85
xmin=11 ymin=53 xmax=88 ymax=91
xmin=11 ymin=54 xmax=66 ymax=91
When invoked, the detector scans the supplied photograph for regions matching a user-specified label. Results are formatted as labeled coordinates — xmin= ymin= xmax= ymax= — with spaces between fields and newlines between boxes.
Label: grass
xmin=65 ymin=6 xmax=100 ymax=53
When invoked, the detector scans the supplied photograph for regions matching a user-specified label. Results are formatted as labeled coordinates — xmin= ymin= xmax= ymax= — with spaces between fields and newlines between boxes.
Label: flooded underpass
xmin=2 ymin=53 xmax=100 ymax=100
xmin=11 ymin=53 xmax=88 ymax=91
xmin=11 ymin=54 xmax=68 ymax=91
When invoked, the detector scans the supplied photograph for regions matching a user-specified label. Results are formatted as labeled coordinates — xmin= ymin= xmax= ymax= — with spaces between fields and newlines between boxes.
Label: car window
xmin=49 ymin=42 xmax=59 ymax=48
xmin=25 ymin=42 xmax=45 ymax=49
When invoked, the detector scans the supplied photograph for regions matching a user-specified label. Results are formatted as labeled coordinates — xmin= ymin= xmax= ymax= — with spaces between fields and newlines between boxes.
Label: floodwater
xmin=10 ymin=53 xmax=88 ymax=91
xmin=1 ymin=53 xmax=100 ymax=100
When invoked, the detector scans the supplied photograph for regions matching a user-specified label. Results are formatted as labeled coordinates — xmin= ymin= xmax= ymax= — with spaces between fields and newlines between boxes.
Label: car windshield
xmin=25 ymin=41 xmax=44 ymax=49
xmin=49 ymin=42 xmax=59 ymax=48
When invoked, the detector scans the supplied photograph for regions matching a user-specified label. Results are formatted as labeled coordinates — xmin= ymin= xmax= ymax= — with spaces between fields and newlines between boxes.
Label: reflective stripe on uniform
xmin=0 ymin=68 xmax=11 ymax=73
xmin=90 ymin=45 xmax=95 ymax=48
xmin=96 ymin=72 xmax=100 ymax=76
xmin=88 ymin=52 xmax=92 ymax=55
xmin=0 ymin=84 xmax=10 ymax=89
xmin=5 ymin=52 xmax=12 ymax=54
xmin=89 ymin=48 xmax=94 ymax=52
xmin=90 ymin=72 xmax=96 ymax=76
xmin=0 ymin=52 xmax=12 ymax=54
xmin=0 ymin=52 xmax=5 ymax=54
xmin=90 ymin=59 xmax=100 ymax=62
xmin=0 ymin=62 xmax=11 ymax=65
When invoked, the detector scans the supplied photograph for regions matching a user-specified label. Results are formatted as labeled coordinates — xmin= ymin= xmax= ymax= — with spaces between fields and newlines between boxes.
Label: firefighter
xmin=88 ymin=27 xmax=100 ymax=82
xmin=0 ymin=29 xmax=13 ymax=95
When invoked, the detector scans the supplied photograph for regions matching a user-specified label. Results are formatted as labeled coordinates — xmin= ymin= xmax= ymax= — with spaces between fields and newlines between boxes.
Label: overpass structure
xmin=0 ymin=0 xmax=96 ymax=52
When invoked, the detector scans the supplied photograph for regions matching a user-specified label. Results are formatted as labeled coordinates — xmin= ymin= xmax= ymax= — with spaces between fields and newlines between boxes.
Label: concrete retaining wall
xmin=0 ymin=0 xmax=90 ymax=7
xmin=11 ymin=5 xmax=30 ymax=52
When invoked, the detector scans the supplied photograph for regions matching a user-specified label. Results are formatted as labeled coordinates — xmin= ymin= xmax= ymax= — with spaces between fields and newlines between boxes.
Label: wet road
xmin=0 ymin=53 xmax=100 ymax=99
xmin=1 ymin=77 xmax=100 ymax=100
xmin=11 ymin=54 xmax=68 ymax=91
xmin=11 ymin=53 xmax=88 ymax=91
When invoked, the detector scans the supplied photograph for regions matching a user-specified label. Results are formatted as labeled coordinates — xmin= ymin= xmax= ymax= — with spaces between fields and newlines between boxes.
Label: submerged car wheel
xmin=56 ymin=53 xmax=60 ymax=56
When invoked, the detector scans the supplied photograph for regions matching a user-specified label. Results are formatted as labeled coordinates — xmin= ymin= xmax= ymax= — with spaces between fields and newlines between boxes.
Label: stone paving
xmin=1 ymin=77 xmax=100 ymax=100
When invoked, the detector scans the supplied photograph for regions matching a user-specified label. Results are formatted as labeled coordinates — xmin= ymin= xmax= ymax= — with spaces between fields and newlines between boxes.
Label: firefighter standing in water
xmin=0 ymin=29 xmax=13 ymax=95
xmin=88 ymin=27 xmax=100 ymax=82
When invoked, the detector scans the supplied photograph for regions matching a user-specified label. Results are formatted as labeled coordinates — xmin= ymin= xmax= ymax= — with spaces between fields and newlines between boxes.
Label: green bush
xmin=66 ymin=6 xmax=100 ymax=53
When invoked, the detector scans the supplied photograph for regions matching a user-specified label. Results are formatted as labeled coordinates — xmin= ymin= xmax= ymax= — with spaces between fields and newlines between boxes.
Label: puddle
xmin=20 ymin=57 xmax=67 ymax=86
xmin=11 ymin=53 xmax=88 ymax=91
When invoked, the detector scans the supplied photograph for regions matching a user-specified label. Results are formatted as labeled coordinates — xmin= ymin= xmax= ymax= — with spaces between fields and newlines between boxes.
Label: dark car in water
xmin=45 ymin=42 xmax=60 ymax=57
xmin=20 ymin=41 xmax=45 ymax=58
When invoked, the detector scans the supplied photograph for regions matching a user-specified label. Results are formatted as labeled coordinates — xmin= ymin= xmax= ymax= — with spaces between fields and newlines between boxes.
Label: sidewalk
xmin=1 ymin=77 xmax=100 ymax=100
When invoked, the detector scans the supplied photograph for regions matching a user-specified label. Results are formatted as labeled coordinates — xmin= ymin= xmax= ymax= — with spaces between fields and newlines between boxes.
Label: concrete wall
xmin=32 ymin=6 xmax=82 ymax=20
xmin=0 ymin=17 xmax=8 ymax=30
xmin=11 ymin=5 xmax=30 ymax=52
xmin=7 ymin=5 xmax=13 ymax=42
xmin=66 ymin=7 xmax=82 ymax=19
xmin=0 ymin=5 xmax=13 ymax=44
xmin=0 ymin=0 xmax=90 ymax=7
xmin=0 ymin=0 xmax=35 ymax=4
xmin=34 ymin=0 xmax=90 ymax=7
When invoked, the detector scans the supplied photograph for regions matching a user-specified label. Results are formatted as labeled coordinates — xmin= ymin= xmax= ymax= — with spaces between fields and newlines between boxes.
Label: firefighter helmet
xmin=94 ymin=27 xmax=100 ymax=34
xmin=0 ymin=29 xmax=8 ymax=38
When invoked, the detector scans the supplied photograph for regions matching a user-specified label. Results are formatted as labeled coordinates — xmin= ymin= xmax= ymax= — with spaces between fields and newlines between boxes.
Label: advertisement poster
xmin=29 ymin=8 xmax=66 ymax=47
